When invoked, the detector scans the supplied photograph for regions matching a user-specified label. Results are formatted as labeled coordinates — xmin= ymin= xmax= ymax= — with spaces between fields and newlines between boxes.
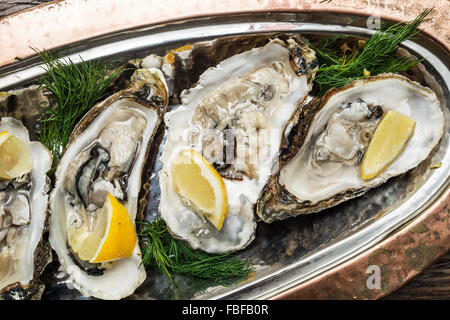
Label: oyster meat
xmin=257 ymin=73 xmax=445 ymax=222
xmin=0 ymin=117 xmax=52 ymax=299
xmin=49 ymin=68 xmax=168 ymax=299
xmin=159 ymin=36 xmax=317 ymax=253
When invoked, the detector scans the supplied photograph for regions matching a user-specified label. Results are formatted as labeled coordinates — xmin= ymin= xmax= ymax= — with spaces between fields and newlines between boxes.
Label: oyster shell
xmin=0 ymin=117 xmax=52 ymax=299
xmin=49 ymin=68 xmax=168 ymax=299
xmin=257 ymin=73 xmax=445 ymax=222
xmin=159 ymin=36 xmax=317 ymax=253
xmin=168 ymin=33 xmax=318 ymax=104
xmin=0 ymin=86 xmax=50 ymax=141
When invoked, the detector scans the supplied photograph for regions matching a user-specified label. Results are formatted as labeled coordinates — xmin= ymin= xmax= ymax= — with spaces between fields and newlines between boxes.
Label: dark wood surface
xmin=0 ymin=0 xmax=51 ymax=16
xmin=1 ymin=0 xmax=449 ymax=300
xmin=384 ymin=253 xmax=450 ymax=299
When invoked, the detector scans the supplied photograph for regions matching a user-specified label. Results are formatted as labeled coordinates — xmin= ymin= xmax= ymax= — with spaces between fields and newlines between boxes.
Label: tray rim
xmin=1 ymin=0 xmax=449 ymax=300
xmin=271 ymin=186 xmax=450 ymax=300
xmin=0 ymin=0 xmax=449 ymax=68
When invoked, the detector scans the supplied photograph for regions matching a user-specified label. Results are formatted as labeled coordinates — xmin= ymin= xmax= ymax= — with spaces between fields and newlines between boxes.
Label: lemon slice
xmin=170 ymin=149 xmax=228 ymax=230
xmin=361 ymin=110 xmax=416 ymax=180
xmin=0 ymin=130 xmax=33 ymax=179
xmin=68 ymin=193 xmax=137 ymax=263
xmin=90 ymin=194 xmax=137 ymax=263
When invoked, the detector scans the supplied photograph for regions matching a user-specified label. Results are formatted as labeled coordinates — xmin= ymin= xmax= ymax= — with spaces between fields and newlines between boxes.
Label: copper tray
xmin=0 ymin=0 xmax=449 ymax=300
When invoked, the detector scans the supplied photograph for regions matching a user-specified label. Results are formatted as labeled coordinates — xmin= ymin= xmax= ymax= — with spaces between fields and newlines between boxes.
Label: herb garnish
xmin=36 ymin=49 xmax=252 ymax=293
xmin=37 ymin=50 xmax=123 ymax=173
xmin=139 ymin=218 xmax=254 ymax=287
xmin=312 ymin=8 xmax=432 ymax=96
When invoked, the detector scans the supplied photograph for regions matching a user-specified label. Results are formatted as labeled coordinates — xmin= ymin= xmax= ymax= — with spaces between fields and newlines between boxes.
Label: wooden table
xmin=1 ymin=0 xmax=449 ymax=300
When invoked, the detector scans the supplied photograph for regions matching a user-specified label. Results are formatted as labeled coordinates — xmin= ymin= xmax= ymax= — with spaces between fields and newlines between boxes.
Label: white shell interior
xmin=279 ymin=75 xmax=445 ymax=204
xmin=49 ymin=99 xmax=158 ymax=299
xmin=159 ymin=42 xmax=311 ymax=253
xmin=0 ymin=117 xmax=51 ymax=290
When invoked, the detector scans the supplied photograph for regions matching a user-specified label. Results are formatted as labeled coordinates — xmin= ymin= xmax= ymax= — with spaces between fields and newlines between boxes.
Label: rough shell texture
xmin=0 ymin=117 xmax=52 ymax=300
xmin=159 ymin=35 xmax=318 ymax=253
xmin=170 ymin=33 xmax=318 ymax=104
xmin=257 ymin=73 xmax=445 ymax=223
xmin=49 ymin=68 xmax=168 ymax=300
xmin=0 ymin=86 xmax=50 ymax=141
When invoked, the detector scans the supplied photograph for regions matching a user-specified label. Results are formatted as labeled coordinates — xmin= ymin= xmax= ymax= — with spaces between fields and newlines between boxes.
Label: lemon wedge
xmin=361 ymin=110 xmax=416 ymax=180
xmin=68 ymin=193 xmax=137 ymax=263
xmin=0 ymin=130 xmax=33 ymax=179
xmin=91 ymin=194 xmax=137 ymax=263
xmin=170 ymin=149 xmax=228 ymax=230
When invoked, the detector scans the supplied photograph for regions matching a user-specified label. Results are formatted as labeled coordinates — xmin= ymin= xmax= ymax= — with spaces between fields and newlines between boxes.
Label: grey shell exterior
xmin=0 ymin=90 xmax=53 ymax=300
xmin=256 ymin=73 xmax=444 ymax=223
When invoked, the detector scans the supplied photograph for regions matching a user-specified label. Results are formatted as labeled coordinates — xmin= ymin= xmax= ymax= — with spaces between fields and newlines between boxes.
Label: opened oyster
xmin=0 ymin=117 xmax=52 ymax=299
xmin=49 ymin=68 xmax=168 ymax=299
xmin=257 ymin=73 xmax=445 ymax=222
xmin=159 ymin=36 xmax=317 ymax=253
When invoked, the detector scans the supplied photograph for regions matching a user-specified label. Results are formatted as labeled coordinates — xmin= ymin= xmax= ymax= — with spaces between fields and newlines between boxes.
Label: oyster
xmin=257 ymin=73 xmax=445 ymax=222
xmin=49 ymin=68 xmax=168 ymax=299
xmin=168 ymin=33 xmax=319 ymax=104
xmin=0 ymin=117 xmax=52 ymax=299
xmin=159 ymin=36 xmax=317 ymax=253
xmin=0 ymin=86 xmax=50 ymax=141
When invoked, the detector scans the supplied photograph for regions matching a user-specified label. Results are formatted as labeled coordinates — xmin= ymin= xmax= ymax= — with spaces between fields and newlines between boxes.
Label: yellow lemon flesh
xmin=170 ymin=149 xmax=228 ymax=230
xmin=0 ymin=130 xmax=33 ymax=180
xmin=164 ymin=44 xmax=193 ymax=65
xmin=68 ymin=193 xmax=137 ymax=263
xmin=361 ymin=110 xmax=416 ymax=180
xmin=91 ymin=194 xmax=137 ymax=263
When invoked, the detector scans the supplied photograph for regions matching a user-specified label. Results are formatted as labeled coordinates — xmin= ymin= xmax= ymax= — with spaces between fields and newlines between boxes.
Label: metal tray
xmin=1 ymin=6 xmax=449 ymax=300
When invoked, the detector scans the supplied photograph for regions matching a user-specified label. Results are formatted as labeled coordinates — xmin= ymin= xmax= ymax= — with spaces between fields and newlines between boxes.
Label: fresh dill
xmin=138 ymin=218 xmax=254 ymax=287
xmin=37 ymin=50 xmax=123 ymax=173
xmin=312 ymin=8 xmax=432 ymax=96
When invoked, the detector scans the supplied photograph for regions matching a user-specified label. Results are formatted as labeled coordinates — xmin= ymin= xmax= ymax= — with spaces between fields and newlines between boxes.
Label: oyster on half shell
xmin=159 ymin=35 xmax=318 ymax=253
xmin=0 ymin=117 xmax=52 ymax=299
xmin=257 ymin=73 xmax=445 ymax=223
xmin=49 ymin=68 xmax=168 ymax=299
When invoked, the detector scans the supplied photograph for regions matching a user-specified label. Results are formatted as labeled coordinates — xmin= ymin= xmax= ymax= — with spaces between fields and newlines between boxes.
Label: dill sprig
xmin=37 ymin=50 xmax=123 ymax=173
xmin=139 ymin=218 xmax=254 ymax=286
xmin=312 ymin=8 xmax=432 ymax=96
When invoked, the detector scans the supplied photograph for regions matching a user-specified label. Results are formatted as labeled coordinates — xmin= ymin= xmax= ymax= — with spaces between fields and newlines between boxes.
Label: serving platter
xmin=0 ymin=1 xmax=449 ymax=300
